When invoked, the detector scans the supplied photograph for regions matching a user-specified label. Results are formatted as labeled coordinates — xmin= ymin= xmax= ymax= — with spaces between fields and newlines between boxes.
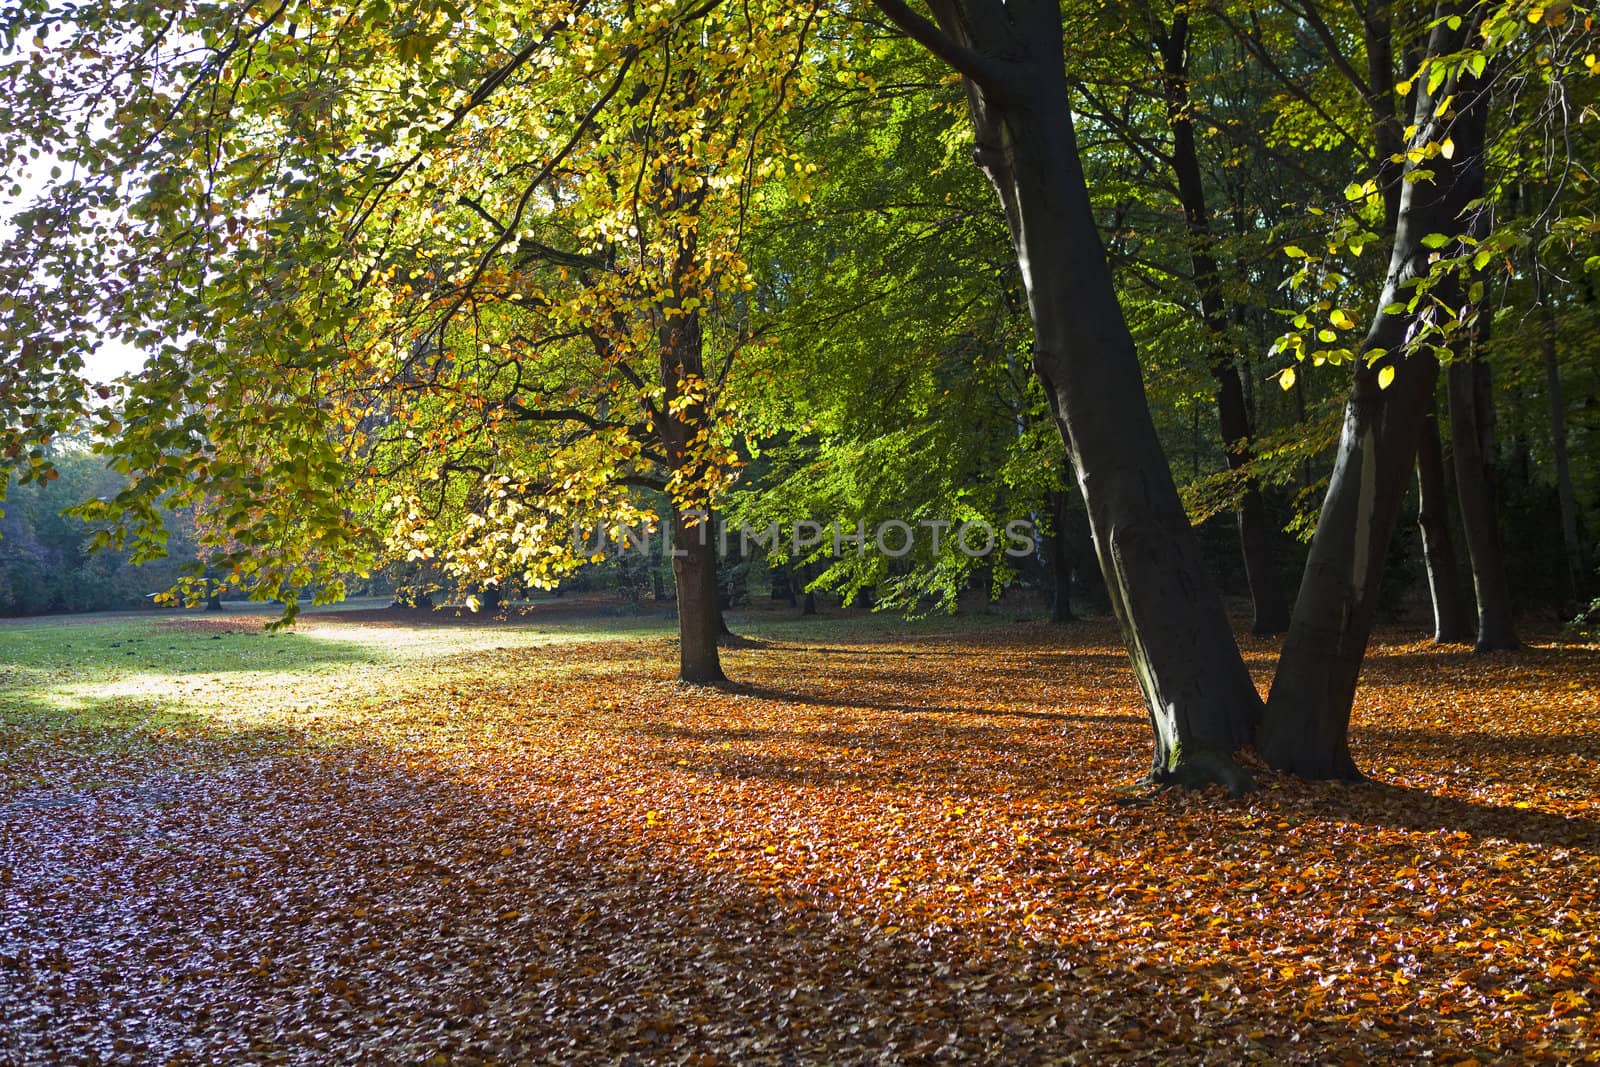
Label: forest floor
xmin=1 ymin=599 xmax=1597 ymax=1064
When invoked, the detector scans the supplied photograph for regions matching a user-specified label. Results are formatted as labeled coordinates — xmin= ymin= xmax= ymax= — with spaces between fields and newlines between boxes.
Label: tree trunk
xmin=1262 ymin=10 xmax=1490 ymax=777
xmin=1063 ymin=495 xmax=1112 ymax=616
xmin=657 ymin=217 xmax=726 ymax=685
xmin=671 ymin=504 xmax=725 ymax=683
xmin=1415 ymin=404 xmax=1472 ymax=643
xmin=1047 ymin=490 xmax=1076 ymax=623
xmin=1447 ymin=357 xmax=1519 ymax=650
xmin=1158 ymin=11 xmax=1289 ymax=637
xmin=1535 ymin=262 xmax=1588 ymax=608
xmin=878 ymin=0 xmax=1260 ymax=790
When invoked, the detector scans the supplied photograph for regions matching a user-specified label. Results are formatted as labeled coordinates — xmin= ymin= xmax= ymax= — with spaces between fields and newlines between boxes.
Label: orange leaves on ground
xmin=1 ymin=607 xmax=1597 ymax=1062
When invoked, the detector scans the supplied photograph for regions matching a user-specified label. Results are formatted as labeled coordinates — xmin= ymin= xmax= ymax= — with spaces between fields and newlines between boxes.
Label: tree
xmin=1260 ymin=2 xmax=1573 ymax=773
xmin=1 ymin=0 xmax=820 ymax=683
xmin=4 ymin=0 xmax=1594 ymax=788
xmin=872 ymin=0 xmax=1263 ymax=789
xmin=0 ymin=443 xmax=197 ymax=614
xmin=1066 ymin=0 xmax=1296 ymax=635
xmin=1415 ymin=399 xmax=1472 ymax=642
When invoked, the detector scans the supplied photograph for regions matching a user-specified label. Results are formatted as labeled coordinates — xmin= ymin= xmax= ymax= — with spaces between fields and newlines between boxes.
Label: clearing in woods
xmin=1 ymin=599 xmax=1597 ymax=1063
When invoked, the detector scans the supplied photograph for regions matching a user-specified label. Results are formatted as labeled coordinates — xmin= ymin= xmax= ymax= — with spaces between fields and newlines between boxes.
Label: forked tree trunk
xmin=1158 ymin=11 xmax=1289 ymax=637
xmin=1262 ymin=11 xmax=1490 ymax=777
xmin=1447 ymin=357 xmax=1519 ymax=650
xmin=1415 ymin=404 xmax=1472 ymax=643
xmin=878 ymin=0 xmax=1259 ymax=791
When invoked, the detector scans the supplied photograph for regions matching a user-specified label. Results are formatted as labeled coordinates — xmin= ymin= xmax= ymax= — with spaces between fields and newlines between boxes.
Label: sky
xmin=2 ymin=122 xmax=148 ymax=385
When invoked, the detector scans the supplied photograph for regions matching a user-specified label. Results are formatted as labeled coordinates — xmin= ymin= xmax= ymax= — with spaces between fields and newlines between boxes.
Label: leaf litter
xmin=1 ymin=610 xmax=1596 ymax=1064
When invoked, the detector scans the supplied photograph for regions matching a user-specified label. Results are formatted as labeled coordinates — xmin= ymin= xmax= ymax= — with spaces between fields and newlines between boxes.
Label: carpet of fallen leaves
xmin=2 ymin=602 xmax=1598 ymax=1064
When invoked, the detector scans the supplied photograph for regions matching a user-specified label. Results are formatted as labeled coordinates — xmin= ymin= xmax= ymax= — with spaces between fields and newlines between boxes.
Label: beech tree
xmin=870 ymin=0 xmax=1265 ymax=789
xmin=0 ymin=0 xmax=819 ymax=683
xmin=869 ymin=0 xmax=1593 ymax=785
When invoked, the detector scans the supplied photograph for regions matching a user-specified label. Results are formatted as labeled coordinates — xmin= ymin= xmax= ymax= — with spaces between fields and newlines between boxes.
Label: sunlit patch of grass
xmin=0 ymin=607 xmax=688 ymax=790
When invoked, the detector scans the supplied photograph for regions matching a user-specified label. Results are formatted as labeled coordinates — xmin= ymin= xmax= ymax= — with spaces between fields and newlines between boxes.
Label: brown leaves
xmin=1 ymin=607 xmax=1597 ymax=1062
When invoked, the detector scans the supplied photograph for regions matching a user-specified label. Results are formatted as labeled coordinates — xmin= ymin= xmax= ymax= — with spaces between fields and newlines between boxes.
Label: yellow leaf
xmin=1278 ymin=367 xmax=1297 ymax=390
xmin=1441 ymin=137 xmax=1456 ymax=159
xmin=1377 ymin=365 xmax=1396 ymax=389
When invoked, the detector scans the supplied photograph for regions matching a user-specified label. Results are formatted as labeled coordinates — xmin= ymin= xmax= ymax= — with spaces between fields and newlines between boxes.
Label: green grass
xmin=0 ymin=599 xmax=1033 ymax=792
xmin=0 ymin=604 xmax=672 ymax=788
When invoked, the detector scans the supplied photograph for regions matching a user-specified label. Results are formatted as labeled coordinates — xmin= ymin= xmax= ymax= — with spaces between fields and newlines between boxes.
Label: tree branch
xmin=870 ymin=0 xmax=1013 ymax=93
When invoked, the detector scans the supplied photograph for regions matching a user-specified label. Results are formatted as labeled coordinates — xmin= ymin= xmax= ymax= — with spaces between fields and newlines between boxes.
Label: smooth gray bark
xmin=1447 ymin=357 xmax=1519 ymax=650
xmin=1415 ymin=404 xmax=1472 ymax=643
xmin=1535 ymin=263 xmax=1588 ymax=607
xmin=1156 ymin=10 xmax=1289 ymax=637
xmin=1262 ymin=8 xmax=1490 ymax=777
xmin=670 ymin=503 xmax=725 ymax=683
xmin=876 ymin=0 xmax=1260 ymax=791
xmin=1046 ymin=490 xmax=1076 ymax=624
xmin=659 ymin=258 xmax=726 ymax=684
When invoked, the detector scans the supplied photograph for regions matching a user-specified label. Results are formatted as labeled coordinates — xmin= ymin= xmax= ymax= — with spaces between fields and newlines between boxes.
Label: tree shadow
xmin=1357 ymin=725 xmax=1600 ymax=763
xmin=5 ymin=733 xmax=1584 ymax=1064
xmin=1308 ymin=778 xmax=1600 ymax=849
xmin=717 ymin=680 xmax=1144 ymax=725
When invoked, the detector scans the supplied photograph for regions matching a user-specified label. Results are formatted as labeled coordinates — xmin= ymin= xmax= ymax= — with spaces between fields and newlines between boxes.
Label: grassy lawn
xmin=2 ymin=601 xmax=1598 ymax=1064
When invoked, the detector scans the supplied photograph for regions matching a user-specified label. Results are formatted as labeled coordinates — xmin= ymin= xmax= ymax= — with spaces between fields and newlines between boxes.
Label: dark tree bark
xmin=1046 ymin=490 xmax=1076 ymax=623
xmin=670 ymin=503 xmax=725 ymax=683
xmin=1062 ymin=495 xmax=1112 ymax=616
xmin=1262 ymin=9 xmax=1491 ymax=777
xmin=1535 ymin=259 xmax=1588 ymax=608
xmin=1415 ymin=403 xmax=1472 ymax=643
xmin=1156 ymin=10 xmax=1289 ymax=637
xmin=1362 ymin=0 xmax=1406 ymax=234
xmin=875 ymin=0 xmax=1260 ymax=791
xmin=658 ymin=219 xmax=725 ymax=685
xmin=1448 ymin=356 xmax=1519 ymax=650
